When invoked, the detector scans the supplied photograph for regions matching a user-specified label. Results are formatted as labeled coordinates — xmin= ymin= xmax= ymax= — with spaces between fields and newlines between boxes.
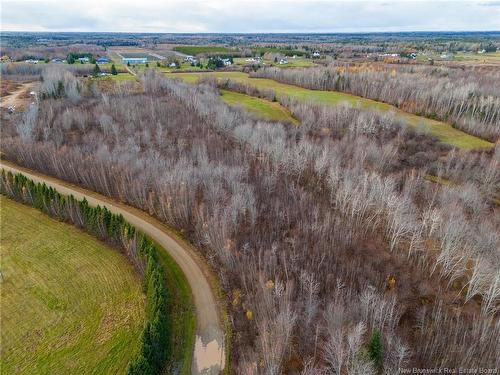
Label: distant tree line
xmin=67 ymin=52 xmax=95 ymax=64
xmin=0 ymin=171 xmax=171 ymax=375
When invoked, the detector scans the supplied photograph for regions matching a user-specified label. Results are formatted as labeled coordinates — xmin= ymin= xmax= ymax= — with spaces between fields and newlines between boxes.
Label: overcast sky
xmin=1 ymin=0 xmax=499 ymax=33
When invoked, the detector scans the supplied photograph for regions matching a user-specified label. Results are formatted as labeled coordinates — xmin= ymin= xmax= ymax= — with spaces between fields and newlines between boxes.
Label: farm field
xmin=251 ymin=47 xmax=305 ymax=56
xmin=166 ymin=71 xmax=494 ymax=150
xmin=452 ymin=51 xmax=500 ymax=64
xmin=220 ymin=89 xmax=298 ymax=124
xmin=233 ymin=57 xmax=317 ymax=68
xmin=0 ymin=196 xmax=145 ymax=374
xmin=172 ymin=45 xmax=235 ymax=55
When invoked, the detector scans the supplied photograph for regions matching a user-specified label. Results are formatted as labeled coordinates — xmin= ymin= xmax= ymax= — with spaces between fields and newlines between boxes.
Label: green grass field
xmin=173 ymin=46 xmax=235 ymax=56
xmin=251 ymin=47 xmax=305 ymax=56
xmin=0 ymin=196 xmax=145 ymax=374
xmin=166 ymin=71 xmax=493 ymax=150
xmin=453 ymin=51 xmax=500 ymax=63
xmin=233 ymin=57 xmax=316 ymax=68
xmin=220 ymin=90 xmax=298 ymax=124
xmin=153 ymin=239 xmax=196 ymax=374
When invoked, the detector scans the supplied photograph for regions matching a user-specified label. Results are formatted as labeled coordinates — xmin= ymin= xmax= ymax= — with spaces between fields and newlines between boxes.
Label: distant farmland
xmin=173 ymin=45 xmax=235 ymax=55
xmin=251 ymin=47 xmax=305 ymax=56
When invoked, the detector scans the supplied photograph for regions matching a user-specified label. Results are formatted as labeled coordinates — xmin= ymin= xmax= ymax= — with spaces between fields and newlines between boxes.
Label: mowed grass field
xmin=220 ymin=89 xmax=298 ymax=124
xmin=167 ymin=71 xmax=494 ymax=150
xmin=0 ymin=196 xmax=145 ymax=375
xmin=173 ymin=45 xmax=235 ymax=55
xmin=233 ymin=57 xmax=317 ymax=68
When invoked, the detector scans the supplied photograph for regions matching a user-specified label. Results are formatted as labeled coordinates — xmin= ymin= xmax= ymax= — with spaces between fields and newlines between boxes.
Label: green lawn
xmin=0 ymin=196 xmax=145 ymax=375
xmin=220 ymin=90 xmax=298 ymax=124
xmin=453 ymin=51 xmax=500 ymax=62
xmin=251 ymin=47 xmax=305 ymax=56
xmin=166 ymin=71 xmax=493 ymax=150
xmin=153 ymin=240 xmax=196 ymax=374
xmin=233 ymin=57 xmax=316 ymax=68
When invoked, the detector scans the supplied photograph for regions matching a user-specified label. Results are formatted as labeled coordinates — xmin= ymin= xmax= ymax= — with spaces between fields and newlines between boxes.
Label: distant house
xmin=25 ymin=59 xmax=39 ymax=64
xmin=169 ymin=62 xmax=177 ymax=68
xmin=221 ymin=58 xmax=232 ymax=66
xmin=121 ymin=57 xmax=147 ymax=64
xmin=246 ymin=57 xmax=262 ymax=63
xmin=96 ymin=57 xmax=110 ymax=64
xmin=409 ymin=53 xmax=417 ymax=59
xmin=78 ymin=57 xmax=90 ymax=63
xmin=312 ymin=51 xmax=321 ymax=58
xmin=279 ymin=58 xmax=288 ymax=65
xmin=51 ymin=58 xmax=63 ymax=63
xmin=185 ymin=56 xmax=198 ymax=64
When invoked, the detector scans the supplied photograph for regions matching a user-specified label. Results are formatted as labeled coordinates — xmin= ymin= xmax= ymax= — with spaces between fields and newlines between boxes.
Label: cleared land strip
xmin=167 ymin=71 xmax=494 ymax=150
xmin=220 ymin=89 xmax=298 ymax=124
xmin=0 ymin=161 xmax=225 ymax=375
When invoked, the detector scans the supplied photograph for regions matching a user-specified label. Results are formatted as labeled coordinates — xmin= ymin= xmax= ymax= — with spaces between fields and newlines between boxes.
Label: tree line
xmin=251 ymin=64 xmax=500 ymax=142
xmin=0 ymin=171 xmax=170 ymax=375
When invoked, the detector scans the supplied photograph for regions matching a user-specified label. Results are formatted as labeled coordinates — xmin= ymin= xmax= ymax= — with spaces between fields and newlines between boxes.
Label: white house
xmin=222 ymin=58 xmax=232 ymax=66
xmin=279 ymin=58 xmax=288 ymax=65
xmin=312 ymin=51 xmax=321 ymax=58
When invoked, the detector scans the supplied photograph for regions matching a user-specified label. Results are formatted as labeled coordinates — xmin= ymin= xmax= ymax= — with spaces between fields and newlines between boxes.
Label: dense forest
xmin=1 ymin=67 xmax=498 ymax=373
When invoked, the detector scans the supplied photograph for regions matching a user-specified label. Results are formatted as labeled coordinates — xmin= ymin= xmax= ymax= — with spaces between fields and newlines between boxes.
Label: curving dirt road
xmin=0 ymin=82 xmax=37 ymax=111
xmin=0 ymin=161 xmax=225 ymax=375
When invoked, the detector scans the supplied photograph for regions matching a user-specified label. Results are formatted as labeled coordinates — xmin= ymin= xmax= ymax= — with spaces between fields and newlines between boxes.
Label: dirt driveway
xmin=0 ymin=161 xmax=226 ymax=375
xmin=0 ymin=82 xmax=37 ymax=111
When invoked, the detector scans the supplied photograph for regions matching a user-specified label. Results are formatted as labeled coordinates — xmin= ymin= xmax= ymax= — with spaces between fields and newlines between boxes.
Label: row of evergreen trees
xmin=0 ymin=170 xmax=170 ymax=374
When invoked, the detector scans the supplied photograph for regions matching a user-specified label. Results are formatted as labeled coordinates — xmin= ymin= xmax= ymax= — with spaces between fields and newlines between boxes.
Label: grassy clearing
xmin=251 ymin=47 xmax=305 ymax=56
xmin=153 ymin=242 xmax=196 ymax=374
xmin=173 ymin=46 xmax=235 ymax=56
xmin=167 ymin=71 xmax=493 ymax=150
xmin=220 ymin=89 xmax=298 ymax=124
xmin=233 ymin=57 xmax=316 ymax=68
xmin=453 ymin=51 xmax=500 ymax=63
xmin=0 ymin=196 xmax=145 ymax=375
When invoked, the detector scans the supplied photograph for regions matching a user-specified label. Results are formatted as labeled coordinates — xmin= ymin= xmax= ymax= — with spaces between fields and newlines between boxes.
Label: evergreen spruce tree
xmin=368 ymin=329 xmax=384 ymax=368
xmin=92 ymin=63 xmax=101 ymax=77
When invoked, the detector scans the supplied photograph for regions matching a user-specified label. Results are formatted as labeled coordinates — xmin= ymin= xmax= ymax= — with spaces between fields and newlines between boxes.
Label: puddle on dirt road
xmin=192 ymin=335 xmax=225 ymax=375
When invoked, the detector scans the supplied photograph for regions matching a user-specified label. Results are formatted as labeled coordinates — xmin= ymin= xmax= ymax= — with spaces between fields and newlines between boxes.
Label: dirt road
xmin=0 ymin=161 xmax=225 ymax=375
xmin=0 ymin=82 xmax=37 ymax=110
